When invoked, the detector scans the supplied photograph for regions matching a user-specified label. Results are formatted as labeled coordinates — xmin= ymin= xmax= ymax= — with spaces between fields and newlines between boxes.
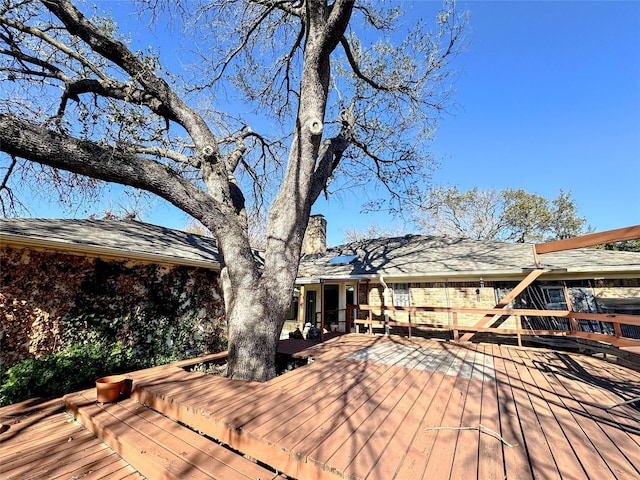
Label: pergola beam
xmin=535 ymin=225 xmax=640 ymax=255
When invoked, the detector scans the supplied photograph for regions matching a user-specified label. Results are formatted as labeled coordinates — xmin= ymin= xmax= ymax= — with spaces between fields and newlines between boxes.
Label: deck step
xmin=64 ymin=389 xmax=281 ymax=480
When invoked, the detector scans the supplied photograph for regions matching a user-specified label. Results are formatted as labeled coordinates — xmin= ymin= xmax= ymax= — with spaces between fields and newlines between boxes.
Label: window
xmin=542 ymin=286 xmax=567 ymax=310
xmin=328 ymin=255 xmax=357 ymax=265
xmin=393 ymin=283 xmax=410 ymax=307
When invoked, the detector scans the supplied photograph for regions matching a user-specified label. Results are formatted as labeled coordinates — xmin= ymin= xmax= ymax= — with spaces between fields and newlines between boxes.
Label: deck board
xmin=507 ymin=346 xmax=595 ymax=479
xmin=252 ymin=359 xmax=386 ymax=442
xmin=518 ymin=348 xmax=618 ymax=478
xmin=363 ymin=350 xmax=450 ymax=480
xmin=352 ymin=367 xmax=433 ymax=479
xmin=0 ymin=400 xmax=143 ymax=480
xmin=475 ymin=344 xmax=505 ymax=480
xmin=447 ymin=346 xmax=483 ymax=480
xmin=319 ymin=365 xmax=419 ymax=476
xmin=491 ymin=345 xmax=534 ymax=480
xmin=295 ymin=363 xmax=411 ymax=461
xmin=393 ymin=369 xmax=462 ymax=478
xmin=530 ymin=350 xmax=640 ymax=478
xmin=421 ymin=347 xmax=475 ymax=479
xmin=501 ymin=348 xmax=560 ymax=480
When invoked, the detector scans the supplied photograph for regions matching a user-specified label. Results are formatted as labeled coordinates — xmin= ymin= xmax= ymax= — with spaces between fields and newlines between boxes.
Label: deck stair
xmin=64 ymin=389 xmax=282 ymax=480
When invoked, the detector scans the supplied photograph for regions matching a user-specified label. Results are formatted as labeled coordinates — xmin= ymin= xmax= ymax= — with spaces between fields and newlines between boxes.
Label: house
xmin=293 ymin=215 xmax=640 ymax=348
xmin=2 ymin=216 xmax=639 ymax=368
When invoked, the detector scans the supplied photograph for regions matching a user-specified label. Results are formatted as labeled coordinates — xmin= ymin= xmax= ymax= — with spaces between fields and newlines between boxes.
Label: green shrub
xmin=0 ymin=340 xmax=129 ymax=406
xmin=0 ymin=324 xmax=227 ymax=406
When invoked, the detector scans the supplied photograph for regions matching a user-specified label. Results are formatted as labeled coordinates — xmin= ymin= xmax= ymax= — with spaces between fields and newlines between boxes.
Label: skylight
xmin=328 ymin=254 xmax=358 ymax=265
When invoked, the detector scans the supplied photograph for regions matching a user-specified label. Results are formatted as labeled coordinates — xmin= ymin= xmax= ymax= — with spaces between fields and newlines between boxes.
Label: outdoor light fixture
xmin=476 ymin=277 xmax=485 ymax=300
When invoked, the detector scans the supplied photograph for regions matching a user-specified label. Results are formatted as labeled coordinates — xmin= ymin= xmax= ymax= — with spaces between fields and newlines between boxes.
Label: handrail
xmin=310 ymin=306 xmax=358 ymax=333
xmin=355 ymin=304 xmax=640 ymax=348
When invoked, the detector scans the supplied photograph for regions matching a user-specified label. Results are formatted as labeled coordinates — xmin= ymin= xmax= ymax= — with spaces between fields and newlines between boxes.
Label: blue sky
xmin=314 ymin=0 xmax=640 ymax=244
xmin=15 ymin=1 xmax=640 ymax=246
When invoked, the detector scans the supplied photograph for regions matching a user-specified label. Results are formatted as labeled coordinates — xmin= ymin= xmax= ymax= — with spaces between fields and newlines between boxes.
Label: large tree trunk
xmin=217 ymin=1 xmax=354 ymax=381
xmin=220 ymin=258 xmax=296 ymax=381
xmin=212 ymin=215 xmax=299 ymax=382
xmin=224 ymin=286 xmax=287 ymax=381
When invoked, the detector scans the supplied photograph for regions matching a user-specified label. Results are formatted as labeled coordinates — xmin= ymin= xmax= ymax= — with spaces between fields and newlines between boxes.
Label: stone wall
xmin=0 ymin=246 xmax=226 ymax=368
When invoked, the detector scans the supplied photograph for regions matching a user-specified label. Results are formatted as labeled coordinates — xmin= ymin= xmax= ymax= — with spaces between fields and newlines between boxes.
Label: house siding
xmin=593 ymin=278 xmax=640 ymax=300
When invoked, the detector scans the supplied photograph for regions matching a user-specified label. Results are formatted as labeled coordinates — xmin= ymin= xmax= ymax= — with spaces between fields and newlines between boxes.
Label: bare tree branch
xmin=0 ymin=14 xmax=107 ymax=79
xmin=58 ymin=78 xmax=178 ymax=120
xmin=40 ymin=0 xmax=220 ymax=159
xmin=0 ymin=154 xmax=27 ymax=216
xmin=0 ymin=112 xmax=221 ymax=223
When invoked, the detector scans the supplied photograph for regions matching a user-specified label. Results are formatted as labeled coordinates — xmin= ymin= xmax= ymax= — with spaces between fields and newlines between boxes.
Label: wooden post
xmin=613 ymin=320 xmax=622 ymax=339
xmin=368 ymin=309 xmax=373 ymax=335
xmin=298 ymin=285 xmax=306 ymax=332
xmin=516 ymin=315 xmax=523 ymax=347
xmin=532 ymin=244 xmax=541 ymax=269
xmin=320 ymin=280 xmax=325 ymax=341
xmin=564 ymin=282 xmax=578 ymax=335
xmin=452 ymin=312 xmax=459 ymax=342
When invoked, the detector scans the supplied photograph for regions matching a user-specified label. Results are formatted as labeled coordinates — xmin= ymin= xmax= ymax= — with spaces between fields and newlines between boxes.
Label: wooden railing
xmin=355 ymin=304 xmax=640 ymax=348
xmin=318 ymin=306 xmax=359 ymax=332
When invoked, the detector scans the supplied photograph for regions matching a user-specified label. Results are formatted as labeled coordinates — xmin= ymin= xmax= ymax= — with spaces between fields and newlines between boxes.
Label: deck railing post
xmin=453 ymin=312 xmax=459 ymax=342
xmin=613 ymin=320 xmax=622 ymax=339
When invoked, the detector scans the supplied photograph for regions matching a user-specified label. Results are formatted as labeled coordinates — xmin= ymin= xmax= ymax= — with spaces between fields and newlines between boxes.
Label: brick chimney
xmin=302 ymin=214 xmax=327 ymax=255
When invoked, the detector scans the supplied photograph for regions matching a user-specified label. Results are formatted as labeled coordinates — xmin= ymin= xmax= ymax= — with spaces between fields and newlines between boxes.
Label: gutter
xmin=379 ymin=275 xmax=390 ymax=336
xmin=295 ymin=266 xmax=640 ymax=284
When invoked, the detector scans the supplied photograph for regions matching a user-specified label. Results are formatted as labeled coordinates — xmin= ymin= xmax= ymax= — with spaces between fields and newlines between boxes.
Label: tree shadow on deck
xmin=125 ymin=334 xmax=640 ymax=479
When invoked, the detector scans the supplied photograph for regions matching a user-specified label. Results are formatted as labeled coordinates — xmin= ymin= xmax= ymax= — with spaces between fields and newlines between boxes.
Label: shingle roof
xmin=0 ymin=218 xmax=221 ymax=268
xmin=2 ymin=219 xmax=638 ymax=279
xmin=298 ymin=234 xmax=640 ymax=279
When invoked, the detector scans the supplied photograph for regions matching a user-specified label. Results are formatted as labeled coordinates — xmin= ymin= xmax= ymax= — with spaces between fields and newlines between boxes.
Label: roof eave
xmin=296 ymin=266 xmax=640 ymax=284
xmin=0 ymin=232 xmax=221 ymax=271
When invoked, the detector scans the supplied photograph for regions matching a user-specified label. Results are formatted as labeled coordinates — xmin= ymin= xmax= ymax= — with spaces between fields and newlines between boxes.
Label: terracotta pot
xmin=96 ymin=375 xmax=127 ymax=403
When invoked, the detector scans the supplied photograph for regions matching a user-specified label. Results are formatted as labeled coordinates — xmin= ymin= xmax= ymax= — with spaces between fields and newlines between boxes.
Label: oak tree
xmin=0 ymin=0 xmax=465 ymax=380
xmin=416 ymin=186 xmax=587 ymax=242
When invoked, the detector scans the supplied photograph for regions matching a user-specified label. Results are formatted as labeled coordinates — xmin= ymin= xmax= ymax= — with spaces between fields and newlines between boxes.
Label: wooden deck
xmin=3 ymin=334 xmax=640 ymax=479
xmin=0 ymin=398 xmax=144 ymax=479
xmin=128 ymin=334 xmax=640 ymax=480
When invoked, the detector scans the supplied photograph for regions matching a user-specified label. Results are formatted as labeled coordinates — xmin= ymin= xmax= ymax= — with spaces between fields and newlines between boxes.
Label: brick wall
xmin=0 ymin=246 xmax=226 ymax=368
xmin=364 ymin=281 xmax=514 ymax=328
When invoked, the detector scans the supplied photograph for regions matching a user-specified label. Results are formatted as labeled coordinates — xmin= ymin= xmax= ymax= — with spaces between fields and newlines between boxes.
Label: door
xmin=305 ymin=290 xmax=317 ymax=325
xmin=345 ymin=285 xmax=356 ymax=332
xmin=324 ymin=284 xmax=339 ymax=331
